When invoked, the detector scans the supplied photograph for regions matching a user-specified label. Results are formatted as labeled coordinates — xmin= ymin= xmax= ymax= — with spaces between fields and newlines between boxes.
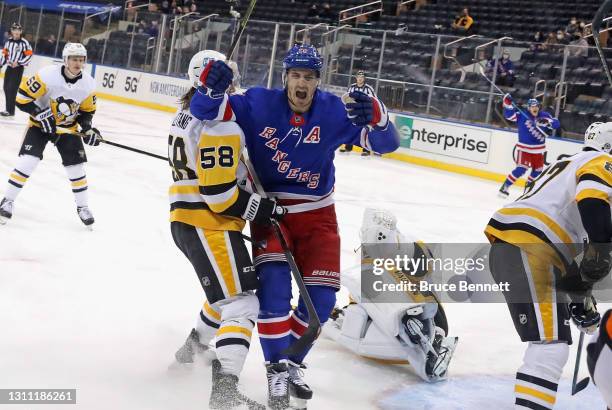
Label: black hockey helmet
xmin=10 ymin=22 xmax=22 ymax=31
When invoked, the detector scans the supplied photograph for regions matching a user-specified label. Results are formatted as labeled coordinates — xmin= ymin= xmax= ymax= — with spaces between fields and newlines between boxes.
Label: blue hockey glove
xmin=199 ymin=60 xmax=233 ymax=98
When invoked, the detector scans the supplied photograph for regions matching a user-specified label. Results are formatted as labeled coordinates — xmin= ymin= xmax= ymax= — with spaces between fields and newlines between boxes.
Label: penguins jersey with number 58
xmin=485 ymin=150 xmax=612 ymax=269
xmin=16 ymin=64 xmax=96 ymax=133
xmin=168 ymin=107 xmax=250 ymax=231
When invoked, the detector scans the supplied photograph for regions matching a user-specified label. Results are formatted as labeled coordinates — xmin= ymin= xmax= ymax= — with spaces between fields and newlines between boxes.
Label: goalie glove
xmin=34 ymin=107 xmax=56 ymax=134
xmin=570 ymin=296 xmax=601 ymax=334
xmin=580 ymin=242 xmax=612 ymax=283
xmin=82 ymin=127 xmax=102 ymax=146
xmin=241 ymin=193 xmax=287 ymax=226
xmin=344 ymin=91 xmax=388 ymax=130
xmin=199 ymin=60 xmax=234 ymax=98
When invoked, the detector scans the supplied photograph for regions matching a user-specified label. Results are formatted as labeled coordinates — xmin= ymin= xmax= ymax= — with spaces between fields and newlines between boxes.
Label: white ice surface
xmin=0 ymin=99 xmax=608 ymax=409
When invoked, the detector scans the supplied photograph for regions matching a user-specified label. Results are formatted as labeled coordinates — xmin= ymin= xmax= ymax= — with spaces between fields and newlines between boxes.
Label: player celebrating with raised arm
xmin=190 ymin=44 xmax=400 ymax=409
xmin=499 ymin=96 xmax=560 ymax=197
xmin=485 ymin=121 xmax=612 ymax=410
xmin=0 ymin=43 xmax=101 ymax=227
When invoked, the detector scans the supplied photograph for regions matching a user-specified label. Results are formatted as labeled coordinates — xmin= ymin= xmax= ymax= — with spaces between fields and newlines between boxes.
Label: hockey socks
xmin=64 ymin=164 xmax=89 ymax=207
xmin=5 ymin=154 xmax=40 ymax=201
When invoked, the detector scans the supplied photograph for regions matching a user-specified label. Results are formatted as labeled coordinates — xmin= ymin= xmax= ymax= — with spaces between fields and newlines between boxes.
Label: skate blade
xmin=85 ymin=225 xmax=94 ymax=231
xmin=0 ymin=217 xmax=7 ymax=225
xmin=497 ymin=192 xmax=509 ymax=199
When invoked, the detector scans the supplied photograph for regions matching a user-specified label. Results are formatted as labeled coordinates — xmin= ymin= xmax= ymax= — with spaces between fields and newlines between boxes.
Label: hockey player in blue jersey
xmin=499 ymin=95 xmax=560 ymax=197
xmin=190 ymin=43 xmax=400 ymax=409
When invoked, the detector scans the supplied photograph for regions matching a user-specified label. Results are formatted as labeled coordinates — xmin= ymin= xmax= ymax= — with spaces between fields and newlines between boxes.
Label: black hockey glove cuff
xmin=242 ymin=193 xmax=287 ymax=226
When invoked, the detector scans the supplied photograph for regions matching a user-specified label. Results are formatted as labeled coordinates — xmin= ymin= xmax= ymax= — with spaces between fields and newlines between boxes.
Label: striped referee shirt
xmin=0 ymin=37 xmax=32 ymax=66
xmin=348 ymin=82 xmax=376 ymax=97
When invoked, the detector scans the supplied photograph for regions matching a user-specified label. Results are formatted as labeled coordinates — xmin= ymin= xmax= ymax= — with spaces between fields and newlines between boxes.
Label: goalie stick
xmin=242 ymin=151 xmax=322 ymax=356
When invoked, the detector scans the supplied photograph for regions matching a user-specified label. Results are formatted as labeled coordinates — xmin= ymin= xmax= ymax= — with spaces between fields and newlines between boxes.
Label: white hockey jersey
xmin=486 ymin=150 xmax=612 ymax=269
xmin=16 ymin=64 xmax=96 ymax=133
xmin=168 ymin=107 xmax=249 ymax=231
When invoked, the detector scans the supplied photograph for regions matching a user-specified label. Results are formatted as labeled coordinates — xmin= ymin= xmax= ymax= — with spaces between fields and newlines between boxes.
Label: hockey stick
xmin=57 ymin=127 xmax=169 ymax=161
xmin=592 ymin=0 xmax=612 ymax=87
xmin=242 ymin=153 xmax=322 ymax=356
xmin=226 ymin=0 xmax=257 ymax=60
xmin=477 ymin=65 xmax=553 ymax=138
xmin=571 ymin=331 xmax=591 ymax=395
xmin=100 ymin=139 xmax=168 ymax=161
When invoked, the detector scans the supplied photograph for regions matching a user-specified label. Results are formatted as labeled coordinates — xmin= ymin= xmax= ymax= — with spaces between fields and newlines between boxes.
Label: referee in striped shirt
xmin=341 ymin=70 xmax=377 ymax=155
xmin=0 ymin=23 xmax=32 ymax=118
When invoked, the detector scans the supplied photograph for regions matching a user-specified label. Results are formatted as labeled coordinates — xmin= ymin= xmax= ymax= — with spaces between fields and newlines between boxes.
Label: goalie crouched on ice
xmin=0 ymin=42 xmax=101 ymax=227
xmin=324 ymin=209 xmax=458 ymax=382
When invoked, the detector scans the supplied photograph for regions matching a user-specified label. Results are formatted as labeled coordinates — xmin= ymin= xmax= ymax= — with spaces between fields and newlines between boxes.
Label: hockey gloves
xmin=344 ymin=91 xmax=388 ymax=130
xmin=82 ymin=128 xmax=102 ymax=146
xmin=242 ymin=193 xmax=287 ymax=226
xmin=580 ymin=242 xmax=612 ymax=283
xmin=199 ymin=60 xmax=233 ymax=98
xmin=34 ymin=107 xmax=56 ymax=135
xmin=502 ymin=93 xmax=514 ymax=109
xmin=570 ymin=296 xmax=601 ymax=334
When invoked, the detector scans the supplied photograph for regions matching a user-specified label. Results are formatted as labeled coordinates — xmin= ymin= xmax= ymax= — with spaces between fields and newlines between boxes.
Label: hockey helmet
xmin=10 ymin=22 xmax=22 ymax=31
xmin=187 ymin=49 xmax=226 ymax=87
xmin=527 ymin=98 xmax=541 ymax=108
xmin=62 ymin=43 xmax=87 ymax=64
xmin=584 ymin=122 xmax=612 ymax=153
xmin=187 ymin=50 xmax=240 ymax=91
xmin=283 ymin=44 xmax=323 ymax=76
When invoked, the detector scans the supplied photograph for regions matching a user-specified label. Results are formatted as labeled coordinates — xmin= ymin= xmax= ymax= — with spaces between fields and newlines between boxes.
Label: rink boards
xmin=19 ymin=55 xmax=583 ymax=185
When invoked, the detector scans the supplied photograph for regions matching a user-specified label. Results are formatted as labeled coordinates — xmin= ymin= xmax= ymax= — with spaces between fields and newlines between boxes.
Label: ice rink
xmin=0 ymin=99 xmax=608 ymax=409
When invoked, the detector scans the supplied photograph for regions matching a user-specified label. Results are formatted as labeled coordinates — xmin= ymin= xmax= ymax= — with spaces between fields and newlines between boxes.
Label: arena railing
xmin=3 ymin=0 xmax=612 ymax=140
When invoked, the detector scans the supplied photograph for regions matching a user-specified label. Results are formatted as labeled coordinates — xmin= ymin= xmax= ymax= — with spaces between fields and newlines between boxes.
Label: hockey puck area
xmin=375 ymin=376 xmax=606 ymax=410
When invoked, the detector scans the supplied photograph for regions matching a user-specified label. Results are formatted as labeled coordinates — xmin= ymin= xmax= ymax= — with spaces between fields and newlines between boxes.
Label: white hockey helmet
xmin=62 ymin=42 xmax=87 ymax=63
xmin=584 ymin=122 xmax=612 ymax=153
xmin=187 ymin=49 xmax=227 ymax=87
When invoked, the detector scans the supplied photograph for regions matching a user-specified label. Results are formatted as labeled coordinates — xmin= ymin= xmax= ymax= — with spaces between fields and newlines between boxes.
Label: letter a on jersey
xmin=304 ymin=126 xmax=321 ymax=143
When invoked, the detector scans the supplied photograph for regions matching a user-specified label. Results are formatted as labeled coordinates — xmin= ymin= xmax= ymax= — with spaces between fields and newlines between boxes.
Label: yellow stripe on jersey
xmin=197 ymin=132 xmax=242 ymax=213
xmin=79 ymin=92 xmax=97 ymax=113
xmin=497 ymin=207 xmax=574 ymax=245
xmin=576 ymin=155 xmax=612 ymax=187
xmin=18 ymin=73 xmax=47 ymax=102
xmin=203 ymin=230 xmax=238 ymax=296
xmin=576 ymin=188 xmax=610 ymax=203
xmin=484 ymin=225 xmax=566 ymax=271
xmin=170 ymin=209 xmax=245 ymax=231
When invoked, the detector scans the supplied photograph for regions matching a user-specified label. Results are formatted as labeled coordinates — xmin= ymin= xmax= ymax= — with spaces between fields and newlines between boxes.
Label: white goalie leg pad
xmin=323 ymin=304 xmax=412 ymax=361
xmin=213 ymin=291 xmax=259 ymax=376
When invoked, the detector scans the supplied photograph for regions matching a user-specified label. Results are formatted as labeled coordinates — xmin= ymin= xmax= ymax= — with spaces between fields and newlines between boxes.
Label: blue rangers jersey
xmin=503 ymin=107 xmax=560 ymax=153
xmin=190 ymin=87 xmax=400 ymax=203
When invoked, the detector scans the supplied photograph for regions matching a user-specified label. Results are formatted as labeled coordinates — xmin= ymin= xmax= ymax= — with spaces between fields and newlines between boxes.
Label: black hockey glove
xmin=199 ymin=60 xmax=233 ymax=98
xmin=82 ymin=127 xmax=102 ymax=146
xmin=569 ymin=296 xmax=601 ymax=334
xmin=34 ymin=107 xmax=56 ymax=135
xmin=242 ymin=193 xmax=287 ymax=226
xmin=580 ymin=242 xmax=612 ymax=283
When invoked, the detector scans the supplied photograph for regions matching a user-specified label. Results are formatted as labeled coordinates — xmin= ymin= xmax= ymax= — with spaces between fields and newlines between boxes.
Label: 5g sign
xmin=102 ymin=72 xmax=115 ymax=88
xmin=124 ymin=76 xmax=139 ymax=93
